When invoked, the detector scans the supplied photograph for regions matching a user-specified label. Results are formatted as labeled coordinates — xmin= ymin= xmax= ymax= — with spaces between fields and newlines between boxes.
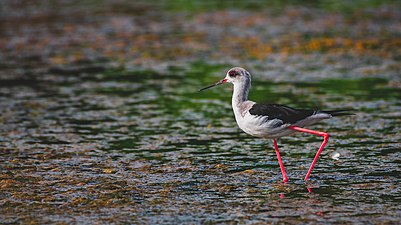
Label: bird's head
xmin=199 ymin=67 xmax=251 ymax=91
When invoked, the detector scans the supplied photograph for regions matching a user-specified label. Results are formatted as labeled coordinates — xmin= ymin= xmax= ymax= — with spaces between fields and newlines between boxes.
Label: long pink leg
xmin=288 ymin=126 xmax=330 ymax=181
xmin=273 ymin=139 xmax=288 ymax=183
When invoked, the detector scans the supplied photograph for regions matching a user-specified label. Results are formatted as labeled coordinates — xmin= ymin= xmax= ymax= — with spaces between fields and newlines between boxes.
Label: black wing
xmin=249 ymin=103 xmax=316 ymax=124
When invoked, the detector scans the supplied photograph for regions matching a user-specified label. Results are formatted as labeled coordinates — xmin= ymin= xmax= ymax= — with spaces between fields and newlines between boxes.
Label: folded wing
xmin=248 ymin=103 xmax=317 ymax=125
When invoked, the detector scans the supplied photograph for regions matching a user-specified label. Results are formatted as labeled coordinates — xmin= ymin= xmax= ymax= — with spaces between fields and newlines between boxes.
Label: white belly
xmin=235 ymin=112 xmax=291 ymax=138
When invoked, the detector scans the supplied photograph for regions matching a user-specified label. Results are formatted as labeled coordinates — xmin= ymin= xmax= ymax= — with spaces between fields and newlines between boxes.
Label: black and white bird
xmin=200 ymin=67 xmax=352 ymax=183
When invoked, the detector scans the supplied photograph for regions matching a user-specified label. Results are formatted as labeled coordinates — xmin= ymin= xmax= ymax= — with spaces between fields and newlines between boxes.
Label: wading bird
xmin=200 ymin=67 xmax=352 ymax=182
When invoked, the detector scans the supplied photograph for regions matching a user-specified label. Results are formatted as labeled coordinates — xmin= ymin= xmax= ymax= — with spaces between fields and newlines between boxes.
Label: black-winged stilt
xmin=200 ymin=67 xmax=352 ymax=183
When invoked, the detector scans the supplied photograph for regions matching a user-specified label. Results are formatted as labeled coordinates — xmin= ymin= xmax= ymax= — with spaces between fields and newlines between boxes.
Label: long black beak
xmin=199 ymin=79 xmax=227 ymax=92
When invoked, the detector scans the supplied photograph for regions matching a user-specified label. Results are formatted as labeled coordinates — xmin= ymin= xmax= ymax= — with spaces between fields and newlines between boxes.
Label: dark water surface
xmin=1 ymin=62 xmax=400 ymax=224
xmin=1 ymin=1 xmax=401 ymax=224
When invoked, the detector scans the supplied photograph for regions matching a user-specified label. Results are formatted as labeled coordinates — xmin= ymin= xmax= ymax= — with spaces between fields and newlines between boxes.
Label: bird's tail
xmin=322 ymin=109 xmax=354 ymax=117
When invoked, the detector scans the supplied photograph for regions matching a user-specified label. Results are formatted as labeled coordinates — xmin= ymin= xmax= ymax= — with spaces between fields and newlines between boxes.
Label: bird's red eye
xmin=229 ymin=70 xmax=238 ymax=77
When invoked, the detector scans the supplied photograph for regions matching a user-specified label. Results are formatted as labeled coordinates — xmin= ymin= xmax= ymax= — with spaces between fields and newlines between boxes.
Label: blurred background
xmin=2 ymin=0 xmax=401 ymax=73
xmin=1 ymin=0 xmax=401 ymax=224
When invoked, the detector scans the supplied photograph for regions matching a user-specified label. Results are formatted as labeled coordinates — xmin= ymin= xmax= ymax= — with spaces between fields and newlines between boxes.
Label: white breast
xmin=239 ymin=112 xmax=289 ymax=138
xmin=233 ymin=101 xmax=285 ymax=138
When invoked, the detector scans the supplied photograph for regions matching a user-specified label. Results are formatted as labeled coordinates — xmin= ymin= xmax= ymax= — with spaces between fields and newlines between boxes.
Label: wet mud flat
xmin=1 ymin=1 xmax=401 ymax=224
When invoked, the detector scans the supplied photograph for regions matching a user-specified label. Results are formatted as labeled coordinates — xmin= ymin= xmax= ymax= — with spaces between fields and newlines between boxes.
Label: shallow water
xmin=1 ymin=61 xmax=400 ymax=224
xmin=1 ymin=1 xmax=401 ymax=223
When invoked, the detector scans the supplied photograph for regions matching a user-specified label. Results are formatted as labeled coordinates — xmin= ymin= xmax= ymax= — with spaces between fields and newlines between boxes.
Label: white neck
xmin=232 ymin=78 xmax=251 ymax=107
